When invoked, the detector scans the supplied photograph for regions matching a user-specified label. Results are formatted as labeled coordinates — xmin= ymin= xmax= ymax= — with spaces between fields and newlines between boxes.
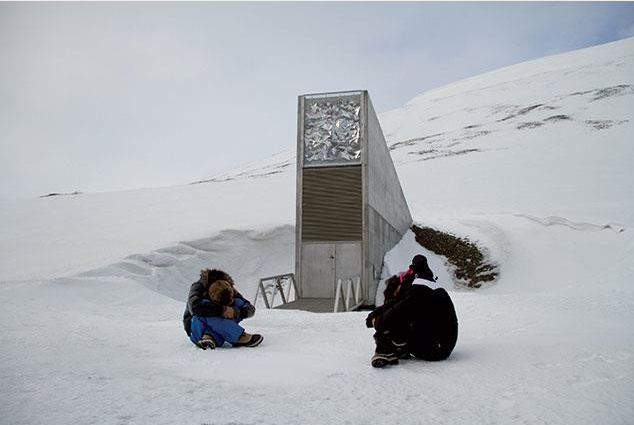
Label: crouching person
xmin=366 ymin=255 xmax=458 ymax=368
xmin=183 ymin=269 xmax=263 ymax=350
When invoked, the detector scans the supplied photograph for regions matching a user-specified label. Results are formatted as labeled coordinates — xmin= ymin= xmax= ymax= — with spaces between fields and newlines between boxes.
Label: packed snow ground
xmin=1 ymin=38 xmax=634 ymax=424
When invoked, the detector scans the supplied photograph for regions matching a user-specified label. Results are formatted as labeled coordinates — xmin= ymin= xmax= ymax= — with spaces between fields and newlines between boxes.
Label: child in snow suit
xmin=183 ymin=269 xmax=263 ymax=349
xmin=366 ymin=255 xmax=458 ymax=368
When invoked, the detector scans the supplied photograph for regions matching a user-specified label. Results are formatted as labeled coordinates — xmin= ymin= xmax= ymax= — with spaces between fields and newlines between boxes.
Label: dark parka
xmin=366 ymin=274 xmax=458 ymax=361
xmin=183 ymin=277 xmax=255 ymax=337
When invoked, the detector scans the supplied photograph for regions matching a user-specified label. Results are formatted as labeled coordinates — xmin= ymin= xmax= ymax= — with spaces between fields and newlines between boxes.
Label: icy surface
xmin=1 ymin=37 xmax=634 ymax=424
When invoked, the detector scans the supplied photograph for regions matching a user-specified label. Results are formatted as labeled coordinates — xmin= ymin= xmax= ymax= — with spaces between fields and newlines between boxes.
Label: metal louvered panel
xmin=301 ymin=165 xmax=362 ymax=241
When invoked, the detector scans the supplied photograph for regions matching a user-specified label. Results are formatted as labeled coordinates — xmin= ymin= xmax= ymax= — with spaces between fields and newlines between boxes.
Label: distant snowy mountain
xmin=1 ymin=37 xmax=633 ymax=425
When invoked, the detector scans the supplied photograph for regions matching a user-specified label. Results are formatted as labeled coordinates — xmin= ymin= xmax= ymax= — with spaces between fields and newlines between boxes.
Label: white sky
xmin=1 ymin=1 xmax=634 ymax=199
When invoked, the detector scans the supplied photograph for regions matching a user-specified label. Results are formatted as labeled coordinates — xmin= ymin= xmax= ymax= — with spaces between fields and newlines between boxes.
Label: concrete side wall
xmin=365 ymin=94 xmax=413 ymax=302
xmin=367 ymin=206 xmax=405 ymax=301
xmin=366 ymin=94 xmax=412 ymax=233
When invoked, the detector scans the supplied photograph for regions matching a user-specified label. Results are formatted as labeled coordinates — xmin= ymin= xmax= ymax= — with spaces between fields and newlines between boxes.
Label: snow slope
xmin=1 ymin=37 xmax=634 ymax=425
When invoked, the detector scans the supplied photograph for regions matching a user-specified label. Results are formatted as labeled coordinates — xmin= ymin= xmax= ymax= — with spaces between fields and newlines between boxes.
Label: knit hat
xmin=410 ymin=254 xmax=435 ymax=282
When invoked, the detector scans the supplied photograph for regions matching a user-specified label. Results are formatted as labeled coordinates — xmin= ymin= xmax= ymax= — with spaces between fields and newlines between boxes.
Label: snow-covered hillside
xmin=200 ymin=37 xmax=634 ymax=226
xmin=1 ymin=38 xmax=633 ymax=425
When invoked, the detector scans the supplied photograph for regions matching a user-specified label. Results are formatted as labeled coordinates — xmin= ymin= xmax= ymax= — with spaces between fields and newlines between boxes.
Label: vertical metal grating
xmin=301 ymin=166 xmax=362 ymax=241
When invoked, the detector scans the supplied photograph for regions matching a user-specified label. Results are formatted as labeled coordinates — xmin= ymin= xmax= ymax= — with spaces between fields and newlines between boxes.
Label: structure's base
xmin=274 ymin=298 xmax=335 ymax=313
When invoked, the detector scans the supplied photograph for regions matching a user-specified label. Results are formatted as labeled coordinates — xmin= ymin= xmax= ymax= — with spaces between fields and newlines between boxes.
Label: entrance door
xmin=301 ymin=242 xmax=361 ymax=298
xmin=301 ymin=243 xmax=335 ymax=298
xmin=335 ymin=242 xmax=362 ymax=285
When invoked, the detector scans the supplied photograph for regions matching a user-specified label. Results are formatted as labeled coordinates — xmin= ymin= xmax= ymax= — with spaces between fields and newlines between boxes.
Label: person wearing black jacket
xmin=183 ymin=268 xmax=262 ymax=349
xmin=366 ymin=255 xmax=458 ymax=368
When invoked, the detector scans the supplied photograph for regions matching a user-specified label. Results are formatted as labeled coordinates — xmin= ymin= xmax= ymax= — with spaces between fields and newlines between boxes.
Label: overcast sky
xmin=1 ymin=2 xmax=634 ymax=199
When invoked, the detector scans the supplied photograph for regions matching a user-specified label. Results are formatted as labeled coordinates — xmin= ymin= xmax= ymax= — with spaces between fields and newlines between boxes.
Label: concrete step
xmin=274 ymin=298 xmax=335 ymax=313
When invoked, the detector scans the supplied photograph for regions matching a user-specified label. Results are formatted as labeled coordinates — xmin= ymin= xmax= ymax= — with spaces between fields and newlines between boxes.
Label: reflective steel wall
xmin=303 ymin=92 xmax=362 ymax=166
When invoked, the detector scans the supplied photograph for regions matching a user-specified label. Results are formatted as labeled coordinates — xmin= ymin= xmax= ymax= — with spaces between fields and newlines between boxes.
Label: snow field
xmin=2 ymin=212 xmax=633 ymax=424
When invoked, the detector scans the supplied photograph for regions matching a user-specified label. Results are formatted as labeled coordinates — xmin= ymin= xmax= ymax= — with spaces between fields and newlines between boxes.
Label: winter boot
xmin=371 ymin=351 xmax=399 ymax=368
xmin=392 ymin=339 xmax=411 ymax=360
xmin=233 ymin=332 xmax=264 ymax=348
xmin=371 ymin=334 xmax=399 ymax=368
xmin=198 ymin=334 xmax=217 ymax=350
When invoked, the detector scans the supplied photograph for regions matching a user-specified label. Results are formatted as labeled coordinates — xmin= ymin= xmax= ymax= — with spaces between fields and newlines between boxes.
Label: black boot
xmin=197 ymin=334 xmax=217 ymax=350
xmin=371 ymin=333 xmax=399 ymax=368
xmin=392 ymin=339 xmax=411 ymax=360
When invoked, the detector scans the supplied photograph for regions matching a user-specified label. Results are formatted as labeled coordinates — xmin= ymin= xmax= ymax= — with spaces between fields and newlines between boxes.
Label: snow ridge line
xmin=513 ymin=214 xmax=626 ymax=233
xmin=73 ymin=225 xmax=295 ymax=302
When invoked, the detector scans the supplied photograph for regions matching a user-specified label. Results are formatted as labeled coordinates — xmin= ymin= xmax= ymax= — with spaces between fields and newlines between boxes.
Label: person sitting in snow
xmin=365 ymin=254 xmax=458 ymax=368
xmin=183 ymin=268 xmax=263 ymax=349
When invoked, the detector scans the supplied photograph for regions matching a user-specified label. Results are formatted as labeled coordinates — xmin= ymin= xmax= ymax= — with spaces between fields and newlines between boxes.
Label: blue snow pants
xmin=189 ymin=298 xmax=246 ymax=347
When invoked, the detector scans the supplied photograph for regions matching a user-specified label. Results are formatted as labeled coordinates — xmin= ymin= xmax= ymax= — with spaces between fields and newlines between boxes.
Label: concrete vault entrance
xmin=290 ymin=90 xmax=412 ymax=312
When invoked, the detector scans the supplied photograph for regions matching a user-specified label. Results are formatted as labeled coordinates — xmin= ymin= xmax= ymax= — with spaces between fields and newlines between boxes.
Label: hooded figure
xmin=182 ymin=268 xmax=262 ymax=349
xmin=383 ymin=254 xmax=437 ymax=303
xmin=366 ymin=255 xmax=458 ymax=368
xmin=410 ymin=254 xmax=435 ymax=282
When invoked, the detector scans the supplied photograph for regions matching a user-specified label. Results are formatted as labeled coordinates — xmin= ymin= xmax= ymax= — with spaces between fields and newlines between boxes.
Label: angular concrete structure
xmin=295 ymin=90 xmax=412 ymax=309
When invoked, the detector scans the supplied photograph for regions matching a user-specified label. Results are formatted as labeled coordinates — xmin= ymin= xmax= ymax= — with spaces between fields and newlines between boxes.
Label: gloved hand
xmin=223 ymin=306 xmax=237 ymax=319
xmin=239 ymin=304 xmax=255 ymax=320
xmin=365 ymin=312 xmax=376 ymax=328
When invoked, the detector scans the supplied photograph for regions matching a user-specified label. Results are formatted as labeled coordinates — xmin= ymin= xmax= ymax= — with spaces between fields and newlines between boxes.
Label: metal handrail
xmin=334 ymin=276 xmax=361 ymax=312
xmin=254 ymin=273 xmax=298 ymax=309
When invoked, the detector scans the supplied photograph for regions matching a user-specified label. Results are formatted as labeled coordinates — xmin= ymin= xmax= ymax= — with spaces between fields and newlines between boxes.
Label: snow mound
xmin=77 ymin=225 xmax=294 ymax=302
